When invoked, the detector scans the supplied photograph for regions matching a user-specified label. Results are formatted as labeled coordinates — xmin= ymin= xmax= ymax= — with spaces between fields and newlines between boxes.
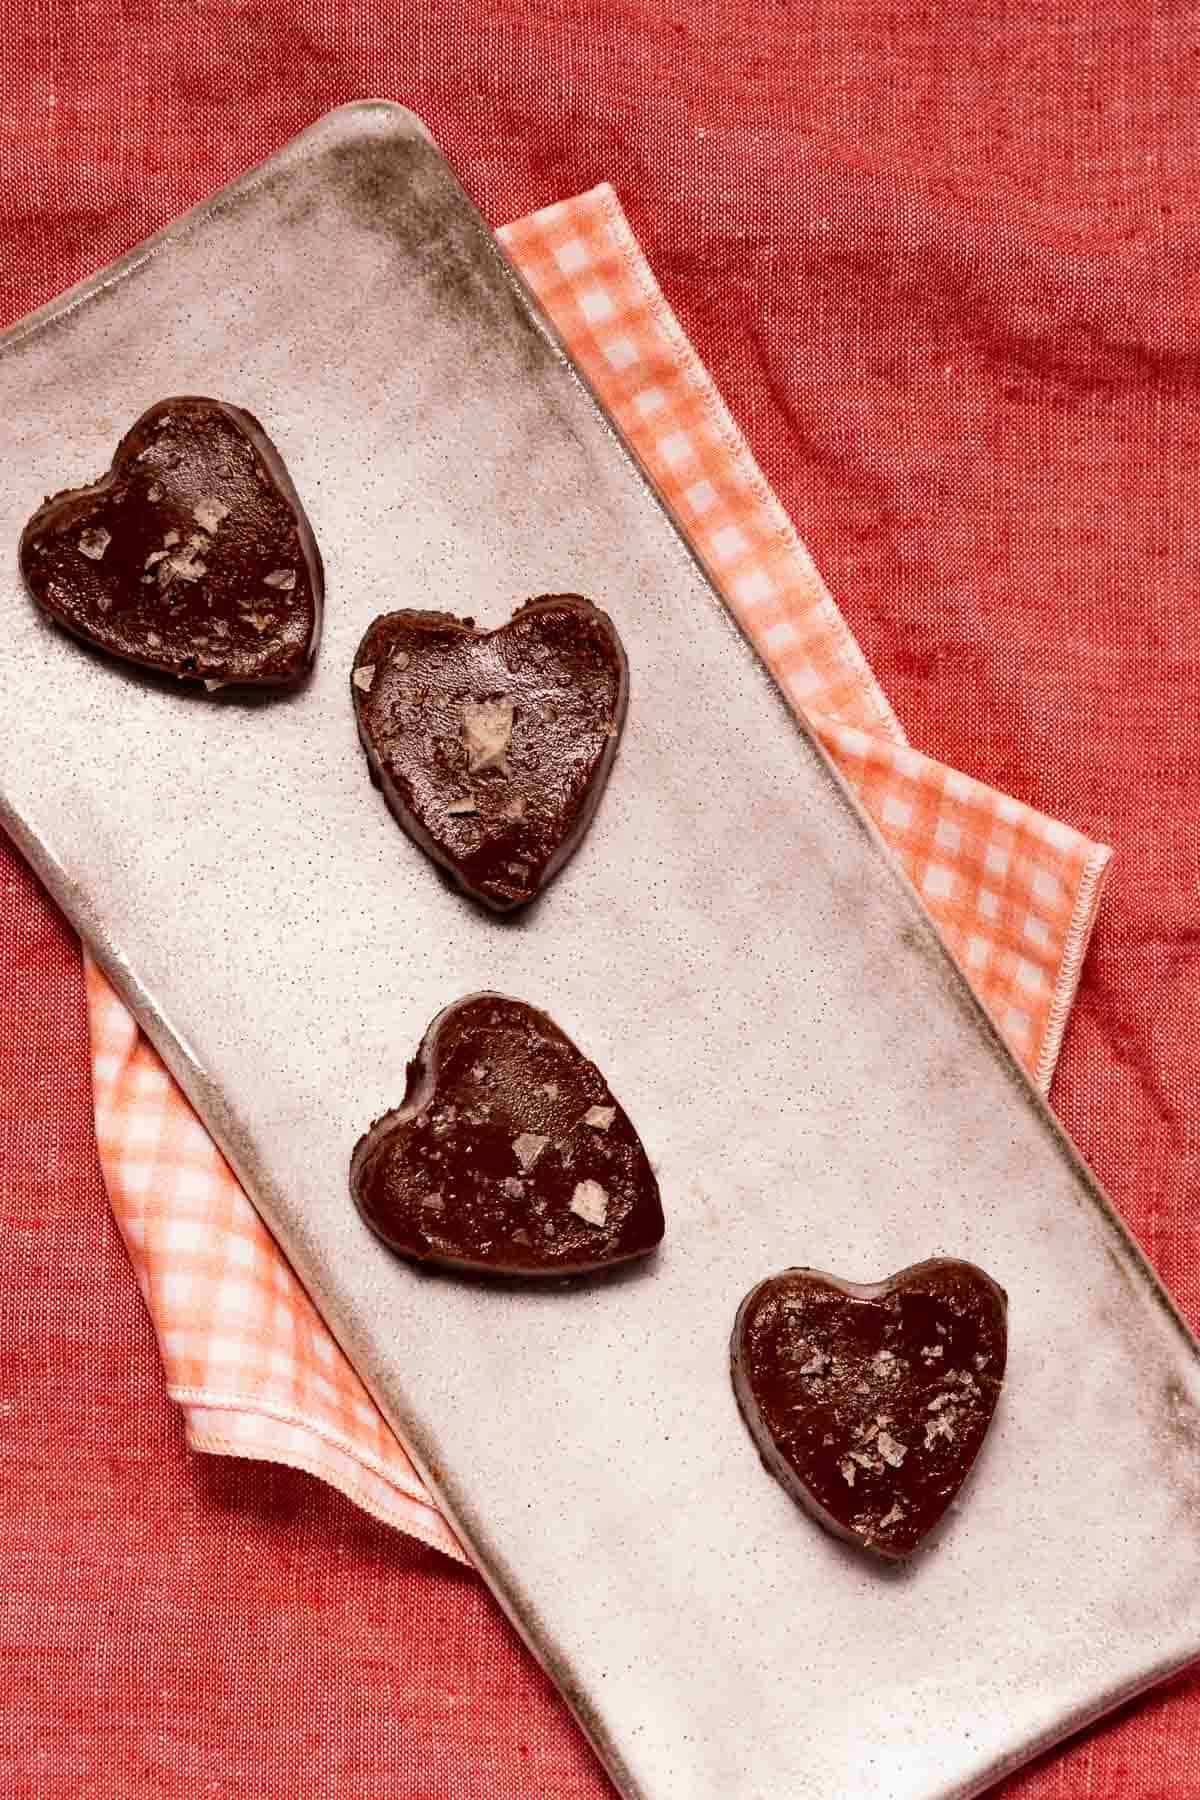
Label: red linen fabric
xmin=3 ymin=7 xmax=1197 ymax=1796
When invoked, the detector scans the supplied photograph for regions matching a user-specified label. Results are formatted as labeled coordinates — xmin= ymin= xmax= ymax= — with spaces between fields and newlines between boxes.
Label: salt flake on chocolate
xmin=462 ymin=697 xmax=514 ymax=773
xmin=570 ymin=1180 xmax=609 ymax=1227
xmin=512 ymin=1132 xmax=549 ymax=1171
xmin=877 ymin=1431 xmax=908 ymax=1468
xmin=78 ymin=527 xmax=111 ymax=560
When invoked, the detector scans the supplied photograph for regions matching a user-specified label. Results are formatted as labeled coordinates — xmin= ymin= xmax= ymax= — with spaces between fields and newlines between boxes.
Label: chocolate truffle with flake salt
xmin=731 ymin=1259 xmax=1006 ymax=1558
xmin=351 ymin=993 xmax=664 ymax=1277
xmin=20 ymin=396 xmax=322 ymax=688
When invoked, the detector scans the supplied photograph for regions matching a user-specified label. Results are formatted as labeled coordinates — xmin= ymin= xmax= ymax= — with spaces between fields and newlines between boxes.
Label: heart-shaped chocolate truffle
xmin=20 ymin=396 xmax=323 ymax=689
xmin=351 ymin=596 xmax=627 ymax=910
xmin=731 ymin=1260 xmax=1006 ymax=1559
xmin=351 ymin=993 xmax=664 ymax=1277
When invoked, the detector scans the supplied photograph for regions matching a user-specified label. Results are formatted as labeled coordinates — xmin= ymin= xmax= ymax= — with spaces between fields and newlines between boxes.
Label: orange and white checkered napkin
xmin=84 ymin=186 xmax=1110 ymax=1551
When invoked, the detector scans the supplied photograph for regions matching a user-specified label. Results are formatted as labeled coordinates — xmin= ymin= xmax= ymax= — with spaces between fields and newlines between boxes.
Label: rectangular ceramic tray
xmin=2 ymin=104 xmax=1199 ymax=1800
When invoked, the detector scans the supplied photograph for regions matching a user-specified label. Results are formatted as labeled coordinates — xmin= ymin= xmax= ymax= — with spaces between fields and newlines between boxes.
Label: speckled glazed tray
xmin=2 ymin=104 xmax=1198 ymax=1800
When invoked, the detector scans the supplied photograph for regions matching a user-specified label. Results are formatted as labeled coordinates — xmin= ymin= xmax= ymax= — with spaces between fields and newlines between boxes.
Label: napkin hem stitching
xmin=170 ymin=1382 xmax=430 ymax=1501
xmin=1037 ymin=840 xmax=1113 ymax=1092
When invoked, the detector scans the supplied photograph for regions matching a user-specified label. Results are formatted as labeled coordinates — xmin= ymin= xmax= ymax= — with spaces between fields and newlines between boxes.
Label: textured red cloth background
xmin=3 ymin=6 xmax=1198 ymax=1796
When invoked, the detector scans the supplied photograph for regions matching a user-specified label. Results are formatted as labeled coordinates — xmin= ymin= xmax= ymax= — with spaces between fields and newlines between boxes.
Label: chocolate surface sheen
xmin=732 ymin=1259 xmax=1006 ymax=1559
xmin=351 ymin=597 xmax=627 ymax=910
xmin=351 ymin=994 xmax=664 ymax=1277
xmin=20 ymin=396 xmax=322 ymax=688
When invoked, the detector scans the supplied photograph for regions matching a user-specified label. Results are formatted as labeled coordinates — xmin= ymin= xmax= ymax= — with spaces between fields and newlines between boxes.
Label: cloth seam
xmin=169 ymin=1383 xmax=429 ymax=1503
xmin=1037 ymin=840 xmax=1113 ymax=1092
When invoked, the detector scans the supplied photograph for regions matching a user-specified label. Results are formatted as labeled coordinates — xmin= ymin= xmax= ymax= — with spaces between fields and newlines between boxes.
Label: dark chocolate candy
xmin=351 ymin=596 xmax=627 ymax=910
xmin=20 ymin=397 xmax=323 ymax=688
xmin=731 ymin=1259 xmax=1006 ymax=1559
xmin=350 ymin=993 xmax=664 ymax=1277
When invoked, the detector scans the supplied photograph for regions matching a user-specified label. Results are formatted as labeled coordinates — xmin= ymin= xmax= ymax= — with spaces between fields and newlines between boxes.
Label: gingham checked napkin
xmin=85 ymin=187 xmax=1111 ymax=1561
